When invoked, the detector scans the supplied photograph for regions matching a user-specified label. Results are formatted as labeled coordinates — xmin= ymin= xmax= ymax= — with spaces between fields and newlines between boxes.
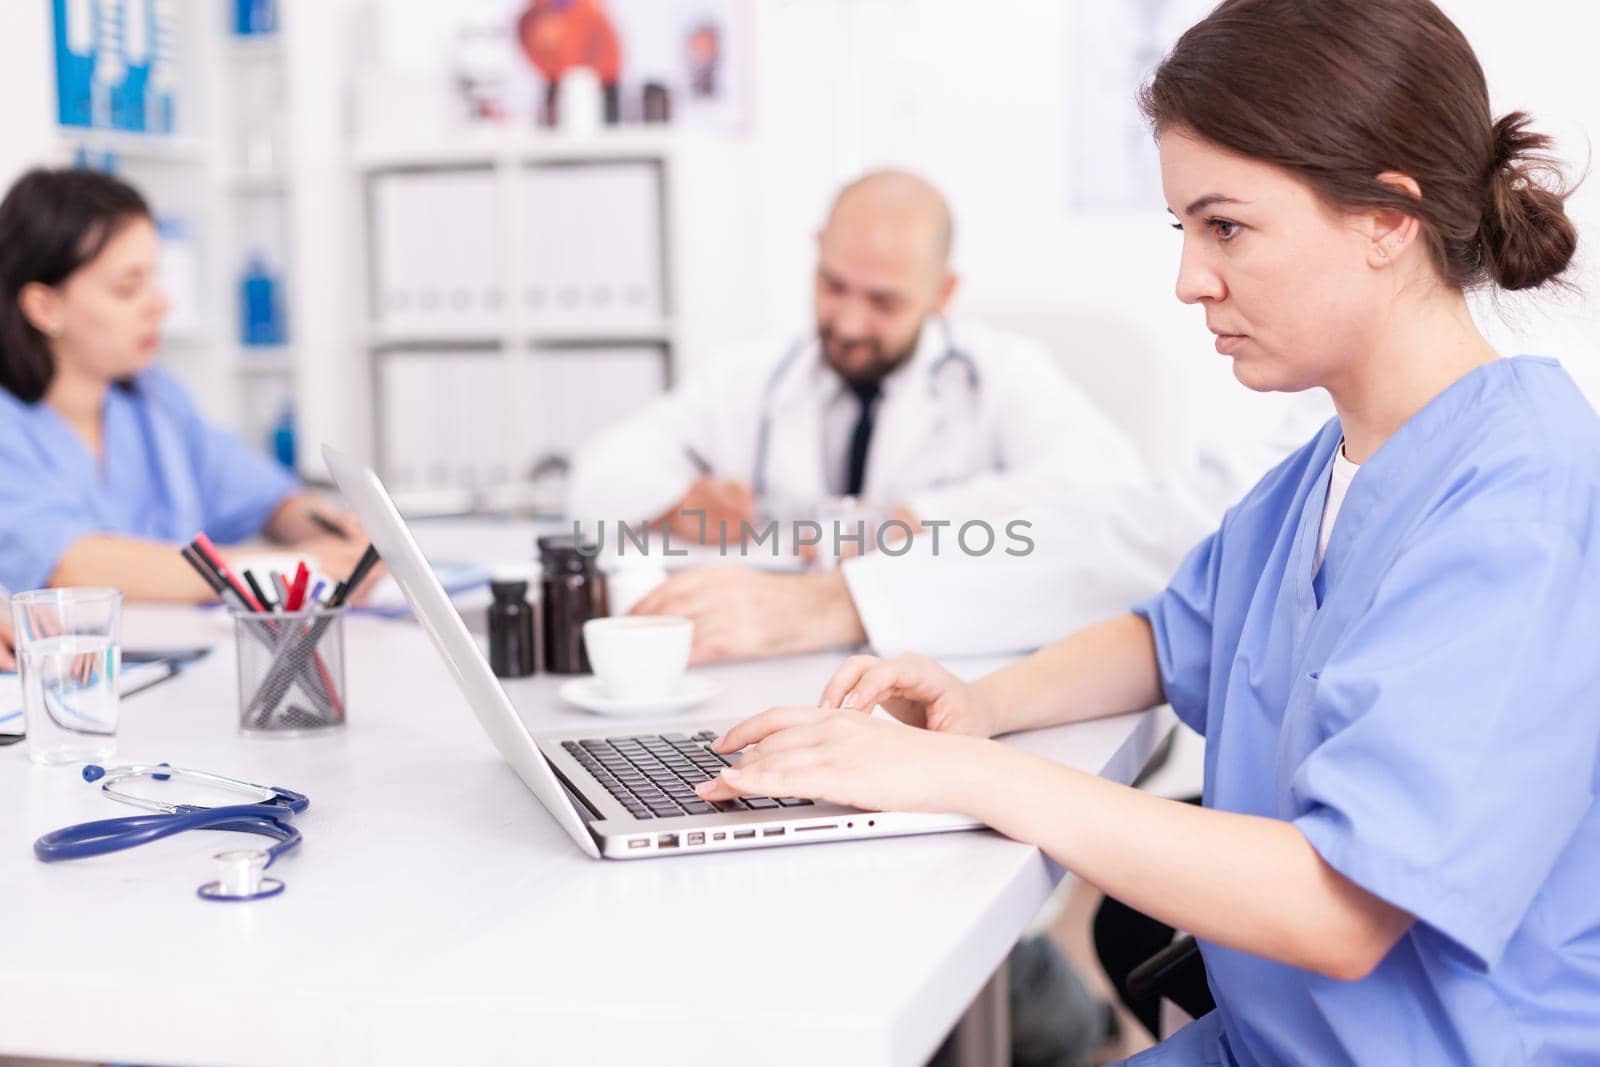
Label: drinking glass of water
xmin=10 ymin=588 xmax=123 ymax=766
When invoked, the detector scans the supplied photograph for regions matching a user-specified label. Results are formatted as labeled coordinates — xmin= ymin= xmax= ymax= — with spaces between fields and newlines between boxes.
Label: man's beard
xmin=819 ymin=324 xmax=920 ymax=388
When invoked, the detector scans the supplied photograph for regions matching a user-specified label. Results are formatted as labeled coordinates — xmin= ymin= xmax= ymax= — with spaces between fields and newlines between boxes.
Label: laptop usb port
xmin=657 ymin=833 xmax=679 ymax=849
xmin=732 ymin=829 xmax=756 ymax=840
xmin=712 ymin=832 xmax=726 ymax=842
xmin=762 ymin=827 xmax=786 ymax=837
xmin=795 ymin=824 xmax=838 ymax=833
xmin=687 ymin=832 xmax=706 ymax=846
xmin=628 ymin=837 xmax=650 ymax=849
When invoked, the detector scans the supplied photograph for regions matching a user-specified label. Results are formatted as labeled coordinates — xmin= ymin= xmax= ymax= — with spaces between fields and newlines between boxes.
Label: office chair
xmin=1127 ymin=934 xmax=1210 ymax=1017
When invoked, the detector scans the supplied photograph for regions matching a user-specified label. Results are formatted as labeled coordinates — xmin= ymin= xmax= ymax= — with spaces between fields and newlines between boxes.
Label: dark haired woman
xmin=0 ymin=168 xmax=371 ymax=600
xmin=696 ymin=0 xmax=1598 ymax=1062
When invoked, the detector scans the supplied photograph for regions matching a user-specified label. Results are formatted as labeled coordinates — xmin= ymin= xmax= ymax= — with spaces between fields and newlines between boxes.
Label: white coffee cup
xmin=582 ymin=615 xmax=692 ymax=701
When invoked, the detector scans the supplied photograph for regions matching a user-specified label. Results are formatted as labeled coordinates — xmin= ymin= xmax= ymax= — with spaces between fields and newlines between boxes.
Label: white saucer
xmin=558 ymin=675 xmax=722 ymax=716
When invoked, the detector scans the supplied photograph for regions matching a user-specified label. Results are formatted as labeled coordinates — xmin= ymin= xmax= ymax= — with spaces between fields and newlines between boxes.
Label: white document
xmin=2 ymin=661 xmax=189 ymax=733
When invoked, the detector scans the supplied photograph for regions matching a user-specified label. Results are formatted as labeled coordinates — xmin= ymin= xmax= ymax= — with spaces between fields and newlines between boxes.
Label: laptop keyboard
xmin=562 ymin=730 xmax=815 ymax=821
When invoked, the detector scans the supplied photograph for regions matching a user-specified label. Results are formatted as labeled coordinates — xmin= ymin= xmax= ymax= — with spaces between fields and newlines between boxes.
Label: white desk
xmin=0 ymin=603 xmax=1161 ymax=1067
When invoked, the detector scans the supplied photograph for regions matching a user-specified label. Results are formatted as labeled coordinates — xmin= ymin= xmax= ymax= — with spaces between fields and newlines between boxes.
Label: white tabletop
xmin=0 ymin=602 xmax=1160 ymax=1067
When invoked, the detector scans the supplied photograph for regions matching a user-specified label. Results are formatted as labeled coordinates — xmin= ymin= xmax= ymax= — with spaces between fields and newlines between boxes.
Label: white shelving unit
xmin=214 ymin=22 xmax=298 ymax=464
xmin=354 ymin=130 xmax=688 ymax=515
xmin=55 ymin=128 xmax=208 ymax=163
xmin=3 ymin=3 xmax=756 ymax=512
xmin=15 ymin=1 xmax=307 ymax=469
xmin=44 ymin=0 xmax=239 ymax=436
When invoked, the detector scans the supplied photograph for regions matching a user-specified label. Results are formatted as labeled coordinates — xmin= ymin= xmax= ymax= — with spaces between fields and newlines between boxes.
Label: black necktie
xmin=845 ymin=380 xmax=881 ymax=498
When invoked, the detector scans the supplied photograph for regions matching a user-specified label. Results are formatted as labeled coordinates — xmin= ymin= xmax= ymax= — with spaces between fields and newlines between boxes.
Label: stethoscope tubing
xmin=752 ymin=318 xmax=978 ymax=506
xmin=33 ymin=803 xmax=302 ymax=865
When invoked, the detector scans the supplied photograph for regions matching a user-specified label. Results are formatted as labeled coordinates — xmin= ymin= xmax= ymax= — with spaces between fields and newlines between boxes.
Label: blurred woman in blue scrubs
xmin=0 ymin=168 xmax=368 ymax=601
xmin=699 ymin=1 xmax=1599 ymax=1062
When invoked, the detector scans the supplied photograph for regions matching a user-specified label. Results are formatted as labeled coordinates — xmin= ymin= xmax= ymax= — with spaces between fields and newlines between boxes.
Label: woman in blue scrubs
xmin=0 ymin=168 xmax=369 ymax=602
xmin=699 ymin=1 xmax=1598 ymax=1062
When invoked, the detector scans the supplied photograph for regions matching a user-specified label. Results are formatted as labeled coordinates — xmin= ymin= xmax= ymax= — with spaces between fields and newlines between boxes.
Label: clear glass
xmin=10 ymin=588 xmax=123 ymax=765
xmin=234 ymin=607 xmax=347 ymax=735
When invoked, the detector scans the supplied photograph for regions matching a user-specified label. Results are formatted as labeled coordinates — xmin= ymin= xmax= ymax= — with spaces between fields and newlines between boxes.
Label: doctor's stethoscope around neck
xmin=34 ymin=763 xmax=309 ymax=901
xmin=751 ymin=316 xmax=980 ymax=507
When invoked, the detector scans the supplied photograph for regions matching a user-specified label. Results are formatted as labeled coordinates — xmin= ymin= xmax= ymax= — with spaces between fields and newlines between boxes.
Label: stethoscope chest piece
xmin=35 ymin=763 xmax=307 ymax=902
xmin=197 ymin=848 xmax=285 ymax=902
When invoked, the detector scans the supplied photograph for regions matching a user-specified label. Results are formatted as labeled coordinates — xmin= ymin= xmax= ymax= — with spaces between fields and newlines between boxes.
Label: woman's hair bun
xmin=1480 ymin=111 xmax=1578 ymax=292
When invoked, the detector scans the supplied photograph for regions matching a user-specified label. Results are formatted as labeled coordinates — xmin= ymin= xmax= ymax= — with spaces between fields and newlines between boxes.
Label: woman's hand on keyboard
xmin=818 ymin=653 xmax=997 ymax=738
xmin=697 ymin=706 xmax=987 ymax=815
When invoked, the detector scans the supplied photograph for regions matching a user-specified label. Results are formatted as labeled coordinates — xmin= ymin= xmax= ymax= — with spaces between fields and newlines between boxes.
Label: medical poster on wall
xmin=1064 ymin=0 xmax=1212 ymax=213
xmin=601 ymin=0 xmax=749 ymax=128
xmin=442 ymin=0 xmax=752 ymax=131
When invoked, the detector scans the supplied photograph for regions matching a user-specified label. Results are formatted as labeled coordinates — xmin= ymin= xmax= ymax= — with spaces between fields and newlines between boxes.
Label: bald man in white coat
xmin=568 ymin=169 xmax=1143 ymax=546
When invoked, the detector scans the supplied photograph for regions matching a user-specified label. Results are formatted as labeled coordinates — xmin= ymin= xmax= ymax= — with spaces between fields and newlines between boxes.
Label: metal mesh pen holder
xmin=234 ymin=607 xmax=348 ymax=735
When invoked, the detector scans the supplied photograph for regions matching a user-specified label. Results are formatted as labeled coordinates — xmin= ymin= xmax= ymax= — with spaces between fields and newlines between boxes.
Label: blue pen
xmin=309 ymin=579 xmax=326 ymax=605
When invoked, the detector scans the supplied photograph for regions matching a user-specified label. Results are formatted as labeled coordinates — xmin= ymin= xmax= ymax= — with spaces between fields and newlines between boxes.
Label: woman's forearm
xmin=973 ymin=613 xmax=1165 ymax=735
xmin=51 ymin=535 xmax=214 ymax=602
xmin=950 ymin=742 xmax=1413 ymax=981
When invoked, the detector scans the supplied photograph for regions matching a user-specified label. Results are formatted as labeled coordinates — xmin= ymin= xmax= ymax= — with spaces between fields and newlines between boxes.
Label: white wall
xmin=0 ymin=2 xmax=60 ymax=192
xmin=672 ymin=0 xmax=1600 ymax=463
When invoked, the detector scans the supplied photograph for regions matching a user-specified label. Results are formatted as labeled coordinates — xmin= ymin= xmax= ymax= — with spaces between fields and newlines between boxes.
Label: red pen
xmin=287 ymin=562 xmax=310 ymax=612
xmin=191 ymin=533 xmax=265 ymax=612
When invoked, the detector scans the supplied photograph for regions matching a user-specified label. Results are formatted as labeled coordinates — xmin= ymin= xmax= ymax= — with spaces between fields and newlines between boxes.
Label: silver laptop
xmin=325 ymin=446 xmax=982 ymax=859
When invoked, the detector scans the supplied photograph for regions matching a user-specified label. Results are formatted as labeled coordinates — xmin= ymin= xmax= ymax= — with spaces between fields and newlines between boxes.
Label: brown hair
xmin=0 ymin=168 xmax=151 ymax=403
xmin=1139 ymin=0 xmax=1578 ymax=293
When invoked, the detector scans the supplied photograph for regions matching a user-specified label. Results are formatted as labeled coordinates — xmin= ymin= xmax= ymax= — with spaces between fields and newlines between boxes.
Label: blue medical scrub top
xmin=0 ymin=368 xmax=297 ymax=592
xmin=1126 ymin=358 xmax=1600 ymax=1066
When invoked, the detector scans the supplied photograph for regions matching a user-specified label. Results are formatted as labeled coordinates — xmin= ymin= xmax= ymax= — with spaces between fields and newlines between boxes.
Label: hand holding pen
xmin=666 ymin=446 xmax=756 ymax=545
xmin=303 ymin=513 xmax=385 ymax=603
xmin=292 ymin=506 xmax=389 ymax=600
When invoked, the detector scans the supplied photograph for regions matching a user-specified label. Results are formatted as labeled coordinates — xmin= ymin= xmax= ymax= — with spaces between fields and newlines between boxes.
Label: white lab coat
xmin=566 ymin=317 xmax=1145 ymax=527
xmin=840 ymin=388 xmax=1337 ymax=657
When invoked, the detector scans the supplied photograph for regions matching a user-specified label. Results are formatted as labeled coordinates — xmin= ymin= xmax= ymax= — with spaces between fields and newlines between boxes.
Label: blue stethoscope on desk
xmin=33 ymin=763 xmax=309 ymax=902
xmin=751 ymin=317 xmax=980 ymax=507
